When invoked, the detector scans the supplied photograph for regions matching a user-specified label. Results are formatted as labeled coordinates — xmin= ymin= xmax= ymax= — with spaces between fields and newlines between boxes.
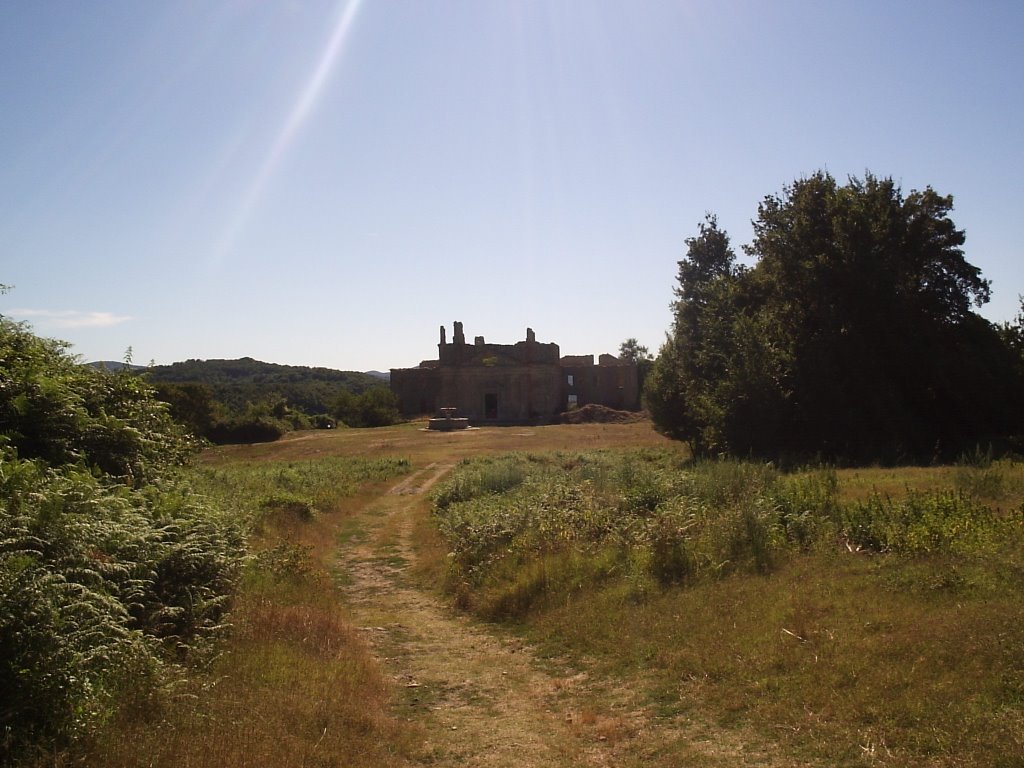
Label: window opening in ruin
xmin=484 ymin=393 xmax=498 ymax=419
xmin=568 ymin=394 xmax=578 ymax=409
xmin=567 ymin=374 xmax=574 ymax=387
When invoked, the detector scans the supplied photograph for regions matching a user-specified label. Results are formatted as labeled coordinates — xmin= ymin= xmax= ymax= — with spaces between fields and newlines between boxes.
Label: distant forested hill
xmin=87 ymin=361 xmax=148 ymax=373
xmin=145 ymin=357 xmax=383 ymax=415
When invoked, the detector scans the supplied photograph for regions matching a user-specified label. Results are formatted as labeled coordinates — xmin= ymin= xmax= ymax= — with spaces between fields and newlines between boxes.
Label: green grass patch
xmin=190 ymin=455 xmax=411 ymax=529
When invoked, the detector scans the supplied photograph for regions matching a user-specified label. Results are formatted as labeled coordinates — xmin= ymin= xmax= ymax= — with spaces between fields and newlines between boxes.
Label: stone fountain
xmin=427 ymin=406 xmax=470 ymax=431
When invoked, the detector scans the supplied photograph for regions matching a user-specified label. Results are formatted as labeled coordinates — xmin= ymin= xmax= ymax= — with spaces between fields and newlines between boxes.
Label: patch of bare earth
xmin=338 ymin=461 xmax=811 ymax=768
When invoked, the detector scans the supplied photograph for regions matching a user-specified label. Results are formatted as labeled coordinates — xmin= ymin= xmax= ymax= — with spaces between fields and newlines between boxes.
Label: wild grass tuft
xmin=432 ymin=454 xmax=529 ymax=509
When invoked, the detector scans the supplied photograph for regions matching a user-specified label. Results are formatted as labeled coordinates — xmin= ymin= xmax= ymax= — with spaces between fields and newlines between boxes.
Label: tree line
xmin=144 ymin=358 xmax=399 ymax=442
xmin=645 ymin=172 xmax=1024 ymax=463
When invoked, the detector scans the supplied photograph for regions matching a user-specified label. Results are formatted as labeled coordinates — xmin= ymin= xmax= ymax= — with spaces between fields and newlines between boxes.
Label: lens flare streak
xmin=211 ymin=0 xmax=363 ymax=267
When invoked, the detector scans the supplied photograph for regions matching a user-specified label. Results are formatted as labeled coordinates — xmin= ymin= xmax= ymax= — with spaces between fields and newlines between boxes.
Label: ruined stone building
xmin=390 ymin=322 xmax=639 ymax=424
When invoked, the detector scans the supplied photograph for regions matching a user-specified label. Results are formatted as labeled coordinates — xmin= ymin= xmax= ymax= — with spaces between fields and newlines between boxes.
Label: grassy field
xmin=74 ymin=420 xmax=1024 ymax=767
xmin=76 ymin=421 xmax=669 ymax=767
xmin=424 ymin=445 xmax=1024 ymax=766
xmin=84 ymin=450 xmax=420 ymax=768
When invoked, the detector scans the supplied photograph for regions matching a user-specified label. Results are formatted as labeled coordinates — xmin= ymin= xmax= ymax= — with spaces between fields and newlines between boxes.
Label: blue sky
xmin=2 ymin=1 xmax=1021 ymax=371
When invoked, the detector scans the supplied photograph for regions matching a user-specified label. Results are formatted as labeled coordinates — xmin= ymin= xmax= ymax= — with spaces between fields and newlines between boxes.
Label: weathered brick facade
xmin=390 ymin=322 xmax=639 ymax=424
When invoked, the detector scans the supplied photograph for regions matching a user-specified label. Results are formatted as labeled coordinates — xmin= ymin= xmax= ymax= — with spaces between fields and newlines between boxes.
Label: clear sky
xmin=2 ymin=1 xmax=1022 ymax=371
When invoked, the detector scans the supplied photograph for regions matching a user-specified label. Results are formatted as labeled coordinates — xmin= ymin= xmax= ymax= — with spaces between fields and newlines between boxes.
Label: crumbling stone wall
xmin=561 ymin=353 xmax=639 ymax=412
xmin=391 ymin=322 xmax=639 ymax=423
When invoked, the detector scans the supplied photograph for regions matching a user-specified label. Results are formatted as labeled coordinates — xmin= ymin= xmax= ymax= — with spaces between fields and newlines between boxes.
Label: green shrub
xmin=0 ymin=556 xmax=155 ymax=758
xmin=840 ymin=490 xmax=1008 ymax=555
xmin=206 ymin=416 xmax=287 ymax=445
xmin=0 ymin=317 xmax=193 ymax=484
xmin=310 ymin=413 xmax=336 ymax=429
xmin=0 ymin=456 xmax=245 ymax=759
xmin=433 ymin=452 xmax=796 ymax=598
xmin=433 ymin=452 xmax=1022 ymax=620
xmin=0 ymin=318 xmax=245 ymax=760
xmin=726 ymin=499 xmax=781 ymax=574
xmin=616 ymin=456 xmax=672 ymax=514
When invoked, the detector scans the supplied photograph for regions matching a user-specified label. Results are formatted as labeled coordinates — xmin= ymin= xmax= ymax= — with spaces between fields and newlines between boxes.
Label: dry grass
xmin=523 ymin=553 xmax=1024 ymax=765
xmin=95 ymin=603 xmax=413 ymax=767
xmin=86 ymin=486 xmax=421 ymax=767
xmin=202 ymin=420 xmax=677 ymax=465
xmin=834 ymin=465 xmax=962 ymax=502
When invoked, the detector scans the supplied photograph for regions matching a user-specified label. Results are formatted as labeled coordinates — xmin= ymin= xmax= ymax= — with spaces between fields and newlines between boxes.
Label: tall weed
xmin=644 ymin=505 xmax=698 ymax=585
xmin=770 ymin=469 xmax=840 ymax=549
xmin=432 ymin=455 xmax=529 ymax=509
xmin=675 ymin=458 xmax=777 ymax=507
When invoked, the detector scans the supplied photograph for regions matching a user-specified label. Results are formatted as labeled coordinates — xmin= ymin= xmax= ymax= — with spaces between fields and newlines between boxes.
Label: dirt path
xmin=337 ymin=461 xmax=799 ymax=768
xmin=337 ymin=462 xmax=638 ymax=766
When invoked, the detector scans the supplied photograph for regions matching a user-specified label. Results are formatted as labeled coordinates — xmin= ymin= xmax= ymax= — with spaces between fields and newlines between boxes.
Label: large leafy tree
xmin=648 ymin=173 xmax=1023 ymax=461
xmin=646 ymin=214 xmax=788 ymax=452
xmin=998 ymin=296 xmax=1024 ymax=364
xmin=646 ymin=215 xmax=740 ymax=444
xmin=618 ymin=338 xmax=652 ymax=364
xmin=618 ymin=338 xmax=654 ymax=401
xmin=330 ymin=386 xmax=400 ymax=428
